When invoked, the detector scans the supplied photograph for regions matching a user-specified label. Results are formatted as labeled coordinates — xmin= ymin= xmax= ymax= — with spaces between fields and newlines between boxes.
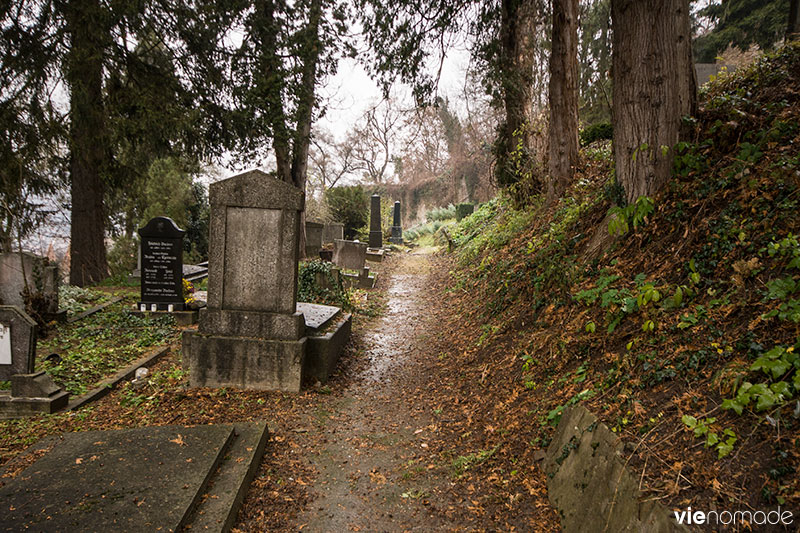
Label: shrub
xmin=455 ymin=203 xmax=474 ymax=221
xmin=426 ymin=204 xmax=456 ymax=222
xmin=324 ymin=185 xmax=369 ymax=239
xmin=298 ymin=259 xmax=351 ymax=309
xmin=579 ymin=122 xmax=613 ymax=146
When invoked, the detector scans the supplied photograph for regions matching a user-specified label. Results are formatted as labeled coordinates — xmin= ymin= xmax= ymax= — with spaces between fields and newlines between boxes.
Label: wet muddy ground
xmin=296 ymin=251 xmax=459 ymax=532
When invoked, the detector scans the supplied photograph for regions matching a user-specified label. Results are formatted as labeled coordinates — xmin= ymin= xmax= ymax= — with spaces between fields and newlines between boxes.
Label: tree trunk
xmin=253 ymin=1 xmax=292 ymax=183
xmin=789 ymin=0 xmax=800 ymax=40
xmin=611 ymin=0 xmax=696 ymax=204
xmin=547 ymin=0 xmax=580 ymax=204
xmin=65 ymin=0 xmax=110 ymax=286
xmin=290 ymin=0 xmax=322 ymax=194
xmin=290 ymin=0 xmax=323 ymax=258
xmin=494 ymin=0 xmax=538 ymax=188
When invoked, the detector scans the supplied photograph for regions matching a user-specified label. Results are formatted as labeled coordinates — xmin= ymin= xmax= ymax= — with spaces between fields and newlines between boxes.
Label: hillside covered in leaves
xmin=435 ymin=43 xmax=800 ymax=516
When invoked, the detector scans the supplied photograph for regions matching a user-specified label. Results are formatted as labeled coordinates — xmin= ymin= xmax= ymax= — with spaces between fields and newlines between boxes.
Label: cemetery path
xmin=295 ymin=250 xmax=467 ymax=532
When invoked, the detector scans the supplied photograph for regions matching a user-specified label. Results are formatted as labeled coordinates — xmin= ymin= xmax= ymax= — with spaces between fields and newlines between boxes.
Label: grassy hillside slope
xmin=440 ymin=43 xmax=800 ymax=518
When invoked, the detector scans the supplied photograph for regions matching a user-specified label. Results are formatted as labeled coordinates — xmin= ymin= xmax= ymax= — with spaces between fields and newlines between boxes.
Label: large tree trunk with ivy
xmin=547 ymin=0 xmax=580 ymax=204
xmin=494 ymin=0 xmax=538 ymax=188
xmin=65 ymin=0 xmax=111 ymax=286
xmin=611 ymin=0 xmax=696 ymax=204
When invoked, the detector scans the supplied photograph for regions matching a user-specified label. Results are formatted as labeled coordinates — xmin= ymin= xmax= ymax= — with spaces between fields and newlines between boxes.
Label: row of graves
xmin=308 ymin=195 xmax=404 ymax=290
xmin=0 ymin=250 xmax=68 ymax=418
xmin=0 ymin=170 xmax=399 ymax=532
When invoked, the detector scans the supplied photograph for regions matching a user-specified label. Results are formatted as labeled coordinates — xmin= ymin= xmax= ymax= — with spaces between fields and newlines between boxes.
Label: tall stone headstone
xmin=182 ymin=170 xmax=307 ymax=392
xmin=0 ymin=252 xmax=59 ymax=315
xmin=305 ymin=221 xmax=324 ymax=259
xmin=368 ymin=194 xmax=383 ymax=248
xmin=0 ymin=306 xmax=36 ymax=381
xmin=322 ymin=222 xmax=344 ymax=244
xmin=389 ymin=201 xmax=403 ymax=244
xmin=138 ymin=217 xmax=185 ymax=312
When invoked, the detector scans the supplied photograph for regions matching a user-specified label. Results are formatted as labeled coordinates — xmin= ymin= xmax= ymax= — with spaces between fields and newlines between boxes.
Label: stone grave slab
xmin=366 ymin=248 xmax=385 ymax=263
xmin=0 ymin=423 xmax=271 ymax=533
xmin=0 ymin=371 xmax=69 ymax=418
xmin=183 ymin=263 xmax=209 ymax=282
xmin=297 ymin=302 xmax=352 ymax=384
xmin=183 ymin=421 xmax=269 ymax=532
xmin=0 ymin=305 xmax=36 ymax=381
xmin=543 ymin=405 xmax=686 ymax=532
xmin=296 ymin=302 xmax=339 ymax=330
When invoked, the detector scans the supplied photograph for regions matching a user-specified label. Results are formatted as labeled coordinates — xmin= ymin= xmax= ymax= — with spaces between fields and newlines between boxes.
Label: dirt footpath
xmin=230 ymin=249 xmax=558 ymax=532
xmin=296 ymin=252 xmax=459 ymax=532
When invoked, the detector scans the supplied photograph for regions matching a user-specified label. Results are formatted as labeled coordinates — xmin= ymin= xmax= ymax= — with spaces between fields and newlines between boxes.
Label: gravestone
xmin=389 ymin=201 xmax=403 ymax=244
xmin=456 ymin=202 xmax=474 ymax=221
xmin=368 ymin=194 xmax=383 ymax=248
xmin=138 ymin=217 xmax=186 ymax=312
xmin=0 ymin=422 xmax=268 ymax=531
xmin=695 ymin=63 xmax=734 ymax=86
xmin=322 ymin=222 xmax=344 ymax=244
xmin=182 ymin=170 xmax=307 ymax=392
xmin=0 ymin=306 xmax=36 ymax=381
xmin=332 ymin=239 xmax=367 ymax=271
xmin=1 ymin=371 xmax=69 ymax=417
xmin=129 ymin=244 xmax=142 ymax=280
xmin=0 ymin=252 xmax=59 ymax=315
xmin=305 ymin=220 xmax=324 ymax=258
xmin=0 ymin=306 xmax=66 ymax=417
xmin=544 ymin=405 xmax=686 ymax=532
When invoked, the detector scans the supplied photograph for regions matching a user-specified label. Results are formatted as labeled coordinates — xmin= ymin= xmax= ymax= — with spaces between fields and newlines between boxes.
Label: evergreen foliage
xmin=694 ymin=0 xmax=791 ymax=62
xmin=324 ymin=185 xmax=370 ymax=240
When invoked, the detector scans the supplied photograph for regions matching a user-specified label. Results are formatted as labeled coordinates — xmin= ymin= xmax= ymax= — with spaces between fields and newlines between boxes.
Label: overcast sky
xmin=317 ymin=46 xmax=473 ymax=142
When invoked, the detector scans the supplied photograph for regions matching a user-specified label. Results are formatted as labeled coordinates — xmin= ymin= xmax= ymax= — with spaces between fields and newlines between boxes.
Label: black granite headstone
xmin=369 ymin=194 xmax=383 ymax=248
xmin=138 ymin=216 xmax=186 ymax=311
xmin=390 ymin=200 xmax=403 ymax=244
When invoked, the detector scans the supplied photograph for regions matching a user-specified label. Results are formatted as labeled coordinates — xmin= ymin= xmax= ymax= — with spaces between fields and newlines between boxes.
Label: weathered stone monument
xmin=332 ymin=240 xmax=375 ymax=289
xmin=322 ymin=222 xmax=344 ymax=244
xmin=0 ymin=305 xmax=36 ymax=380
xmin=182 ymin=170 xmax=308 ymax=391
xmin=0 ymin=306 xmax=69 ymax=417
xmin=389 ymin=201 xmax=403 ymax=244
xmin=543 ymin=405 xmax=686 ymax=532
xmin=0 ymin=252 xmax=60 ymax=318
xmin=305 ymin=220 xmax=324 ymax=258
xmin=332 ymin=239 xmax=367 ymax=271
xmin=368 ymin=194 xmax=383 ymax=248
xmin=138 ymin=217 xmax=186 ymax=312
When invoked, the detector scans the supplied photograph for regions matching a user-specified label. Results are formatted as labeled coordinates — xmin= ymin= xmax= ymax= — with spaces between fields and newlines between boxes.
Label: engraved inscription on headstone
xmin=138 ymin=217 xmax=186 ymax=311
xmin=0 ymin=324 xmax=10 ymax=366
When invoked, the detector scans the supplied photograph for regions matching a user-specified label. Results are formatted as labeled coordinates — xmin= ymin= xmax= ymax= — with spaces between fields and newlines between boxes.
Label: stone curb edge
xmin=66 ymin=296 xmax=124 ymax=324
xmin=65 ymin=345 xmax=170 ymax=411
